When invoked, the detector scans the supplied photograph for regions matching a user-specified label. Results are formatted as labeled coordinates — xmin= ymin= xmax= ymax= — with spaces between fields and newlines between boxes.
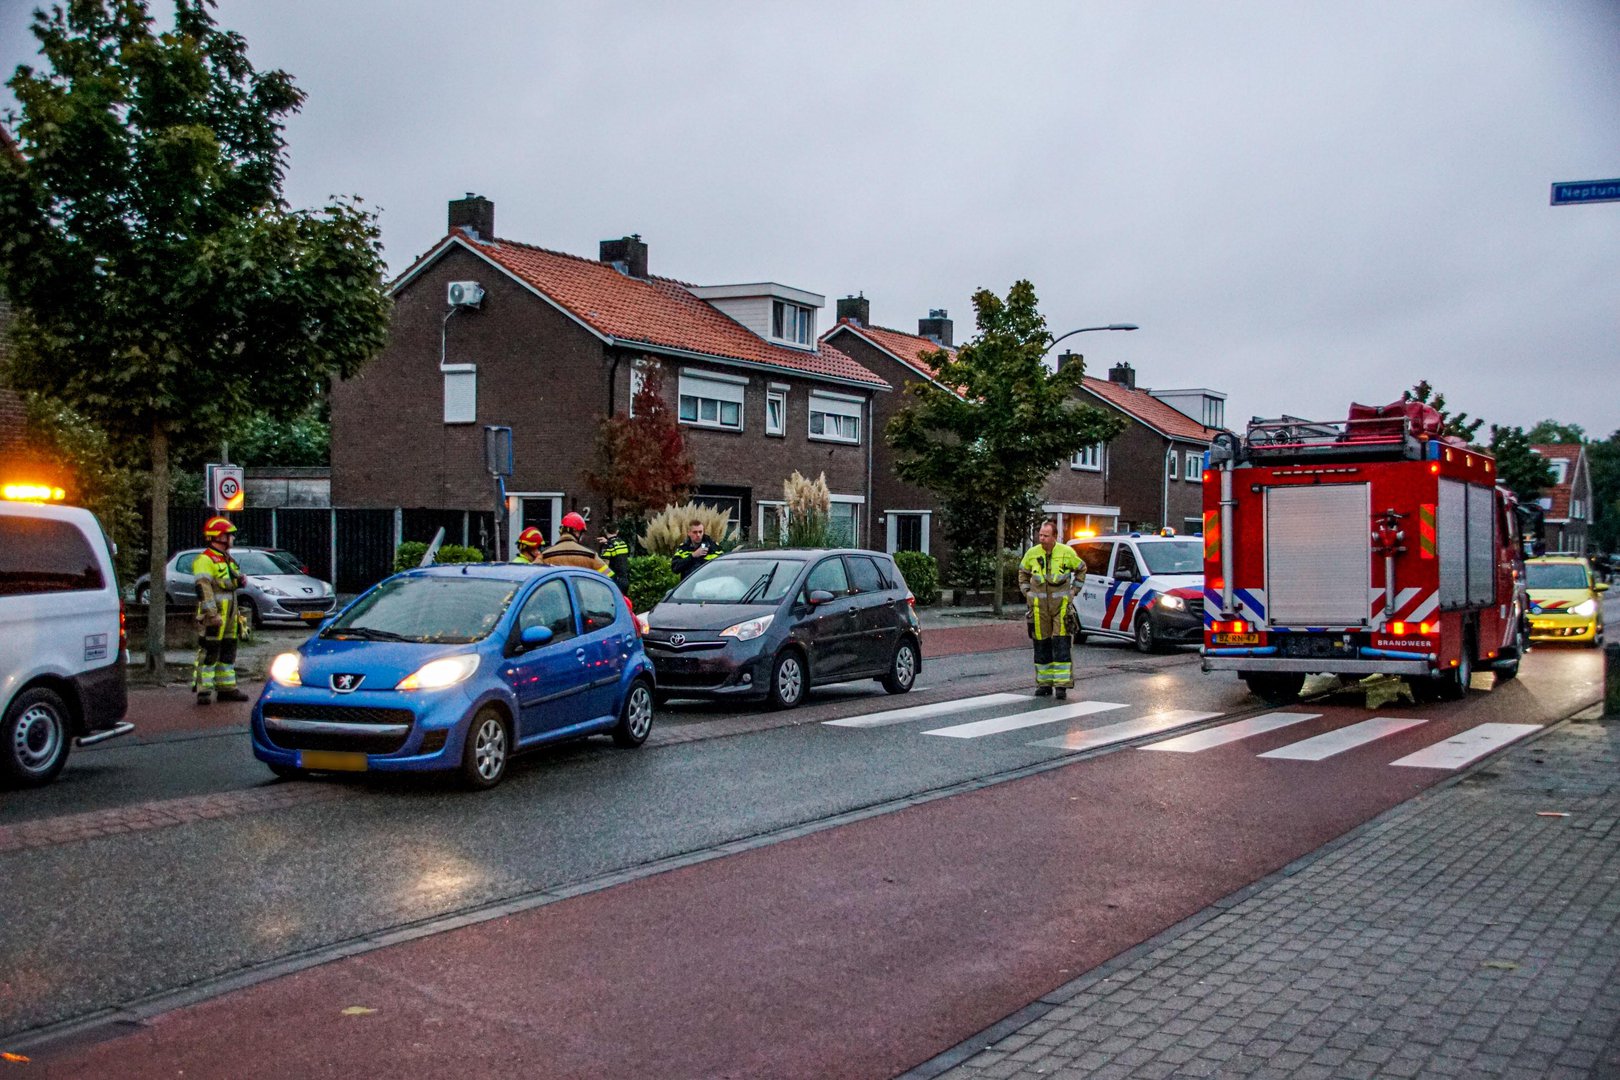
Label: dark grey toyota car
xmin=643 ymin=548 xmax=922 ymax=709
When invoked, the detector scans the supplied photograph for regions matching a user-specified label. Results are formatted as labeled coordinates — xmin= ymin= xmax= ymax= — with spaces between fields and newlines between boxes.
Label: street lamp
xmin=1047 ymin=323 xmax=1138 ymax=352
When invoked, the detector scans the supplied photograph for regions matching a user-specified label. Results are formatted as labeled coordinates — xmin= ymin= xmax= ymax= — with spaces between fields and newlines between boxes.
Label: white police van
xmin=1 ymin=493 xmax=133 ymax=786
xmin=1069 ymin=532 xmax=1206 ymax=652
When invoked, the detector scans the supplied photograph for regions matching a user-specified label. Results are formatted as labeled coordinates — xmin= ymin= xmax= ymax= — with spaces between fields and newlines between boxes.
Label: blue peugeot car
xmin=251 ymin=564 xmax=655 ymax=789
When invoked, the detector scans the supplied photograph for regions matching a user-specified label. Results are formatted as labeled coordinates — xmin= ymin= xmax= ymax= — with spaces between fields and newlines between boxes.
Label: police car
xmin=1069 ymin=531 xmax=1205 ymax=652
xmin=0 ymin=488 xmax=133 ymax=786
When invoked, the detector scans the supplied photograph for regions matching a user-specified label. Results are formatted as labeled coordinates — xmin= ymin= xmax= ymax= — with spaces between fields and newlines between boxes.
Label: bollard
xmin=1607 ymin=641 xmax=1620 ymax=718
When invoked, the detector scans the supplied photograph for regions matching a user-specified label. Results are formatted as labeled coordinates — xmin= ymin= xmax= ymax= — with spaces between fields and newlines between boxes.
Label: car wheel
xmin=1240 ymin=672 xmax=1305 ymax=706
xmin=2 ymin=687 xmax=73 ymax=787
xmin=240 ymin=596 xmax=261 ymax=630
xmin=459 ymin=707 xmax=510 ymax=790
xmin=768 ymin=649 xmax=806 ymax=710
xmin=881 ymin=639 xmax=918 ymax=695
xmin=1133 ymin=613 xmax=1159 ymax=654
xmin=135 ymin=583 xmax=151 ymax=606
xmin=267 ymin=762 xmax=307 ymax=781
xmin=613 ymin=679 xmax=655 ymax=748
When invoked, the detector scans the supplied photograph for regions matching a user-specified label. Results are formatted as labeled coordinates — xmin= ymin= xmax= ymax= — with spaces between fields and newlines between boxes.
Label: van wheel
xmin=1241 ymin=672 xmax=1305 ymax=705
xmin=768 ymin=650 xmax=806 ymax=710
xmin=881 ymin=640 xmax=918 ymax=694
xmin=3 ymin=687 xmax=73 ymax=787
xmin=1133 ymin=613 xmax=1160 ymax=654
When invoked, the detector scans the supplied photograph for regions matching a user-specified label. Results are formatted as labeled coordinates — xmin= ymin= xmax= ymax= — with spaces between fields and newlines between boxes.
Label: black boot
xmin=1034 ymin=686 xmax=1052 ymax=697
xmin=196 ymin=692 xmax=212 ymax=706
xmin=1055 ymin=687 xmax=1067 ymax=700
xmin=216 ymin=687 xmax=250 ymax=703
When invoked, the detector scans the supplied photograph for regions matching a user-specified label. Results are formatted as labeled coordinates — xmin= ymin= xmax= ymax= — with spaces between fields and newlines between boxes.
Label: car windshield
xmin=1526 ymin=563 xmax=1589 ymax=590
xmin=666 ymin=557 xmax=803 ymax=605
xmin=1140 ymin=540 xmax=1204 ymax=575
xmin=235 ymin=550 xmax=300 ymax=576
xmin=323 ymin=575 xmax=519 ymax=643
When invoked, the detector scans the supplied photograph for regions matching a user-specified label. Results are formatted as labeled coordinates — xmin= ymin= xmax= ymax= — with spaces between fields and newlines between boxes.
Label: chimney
xmin=918 ymin=309 xmax=953 ymax=347
xmin=836 ymin=294 xmax=870 ymax=327
xmin=448 ymin=193 xmax=494 ymax=239
xmin=1108 ymin=362 xmax=1136 ymax=389
xmin=599 ymin=234 xmax=649 ymax=279
xmin=1057 ymin=350 xmax=1082 ymax=372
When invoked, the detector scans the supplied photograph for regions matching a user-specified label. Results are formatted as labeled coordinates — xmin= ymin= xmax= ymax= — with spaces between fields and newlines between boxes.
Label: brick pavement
xmin=921 ymin=717 xmax=1620 ymax=1080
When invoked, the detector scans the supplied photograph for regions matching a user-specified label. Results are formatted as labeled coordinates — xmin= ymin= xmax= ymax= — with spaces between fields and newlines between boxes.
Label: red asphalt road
xmin=32 ymin=658 xmax=1597 ymax=1080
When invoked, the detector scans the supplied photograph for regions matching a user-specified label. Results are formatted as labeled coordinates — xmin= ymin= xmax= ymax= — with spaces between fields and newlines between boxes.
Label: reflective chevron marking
xmin=922 ymin=700 xmax=1127 ymax=739
xmin=1142 ymin=712 xmax=1320 ymax=753
xmin=1258 ymin=717 xmax=1427 ymax=761
xmin=824 ymin=693 xmax=1027 ymax=729
xmin=1389 ymin=723 xmax=1540 ymax=770
xmin=1028 ymin=710 xmax=1223 ymax=753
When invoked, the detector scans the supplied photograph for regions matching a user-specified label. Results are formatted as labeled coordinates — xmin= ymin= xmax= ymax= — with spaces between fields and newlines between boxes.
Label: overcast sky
xmin=3 ymin=0 xmax=1617 ymax=436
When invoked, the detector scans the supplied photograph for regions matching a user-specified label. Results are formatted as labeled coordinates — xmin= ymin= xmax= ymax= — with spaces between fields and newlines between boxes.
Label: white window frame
xmin=884 ymin=510 xmax=931 ymax=556
xmin=1548 ymin=459 xmax=1568 ymax=484
xmin=442 ymin=363 xmax=476 ymax=425
xmin=1186 ymin=450 xmax=1202 ymax=481
xmin=627 ymin=365 xmax=645 ymax=418
xmin=1070 ymin=443 xmax=1103 ymax=472
xmin=765 ymin=383 xmax=788 ymax=437
xmin=678 ymin=370 xmax=747 ymax=432
xmin=828 ymin=494 xmax=864 ymax=546
xmin=1167 ymin=450 xmax=1179 ymax=480
xmin=771 ymin=300 xmax=814 ymax=346
xmin=809 ymin=391 xmax=862 ymax=445
xmin=758 ymin=500 xmax=788 ymax=542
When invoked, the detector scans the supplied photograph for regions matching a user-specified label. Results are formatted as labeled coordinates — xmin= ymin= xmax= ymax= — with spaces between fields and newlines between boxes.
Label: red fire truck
xmin=1201 ymin=401 xmax=1530 ymax=704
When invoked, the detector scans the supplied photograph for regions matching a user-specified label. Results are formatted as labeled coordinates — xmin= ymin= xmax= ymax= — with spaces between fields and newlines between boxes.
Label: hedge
xmin=394 ymin=541 xmax=486 ymax=572
xmin=627 ymin=554 xmax=680 ymax=613
xmin=893 ymin=550 xmax=940 ymax=606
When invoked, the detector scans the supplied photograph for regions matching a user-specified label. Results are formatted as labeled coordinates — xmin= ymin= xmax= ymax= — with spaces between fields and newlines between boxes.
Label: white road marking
xmin=1143 ymin=712 xmax=1319 ymax=753
xmin=1389 ymin=723 xmax=1541 ymax=770
xmin=1029 ymin=710 xmax=1224 ymax=753
xmin=1258 ymin=717 xmax=1427 ymax=762
xmin=922 ymin=700 xmax=1127 ymax=739
xmin=824 ymin=693 xmax=1027 ymax=728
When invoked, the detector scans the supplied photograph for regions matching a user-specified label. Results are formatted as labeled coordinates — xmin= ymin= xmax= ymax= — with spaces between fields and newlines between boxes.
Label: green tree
xmin=1587 ymin=430 xmax=1620 ymax=552
xmin=1404 ymin=380 xmax=1483 ymax=443
xmin=229 ymin=404 xmax=330 ymax=467
xmin=887 ymin=281 xmax=1125 ymax=613
xmin=0 ymin=1 xmax=390 ymax=676
xmin=584 ymin=358 xmax=695 ymax=522
xmin=1488 ymin=425 xmax=1556 ymax=504
xmin=1524 ymin=419 xmax=1585 ymax=445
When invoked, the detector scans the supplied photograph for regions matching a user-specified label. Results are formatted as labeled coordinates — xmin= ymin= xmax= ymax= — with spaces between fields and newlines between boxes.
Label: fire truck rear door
xmin=1265 ymin=483 xmax=1372 ymax=627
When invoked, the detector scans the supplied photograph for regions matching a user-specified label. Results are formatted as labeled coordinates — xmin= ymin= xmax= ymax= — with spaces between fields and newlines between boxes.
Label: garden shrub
xmin=893 ymin=551 xmax=940 ymax=606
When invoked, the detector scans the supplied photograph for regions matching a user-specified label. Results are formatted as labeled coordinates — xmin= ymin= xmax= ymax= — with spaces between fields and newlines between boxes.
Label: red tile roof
xmin=1532 ymin=444 xmax=1584 ymax=520
xmin=824 ymin=320 xmax=951 ymax=383
xmin=401 ymin=232 xmax=887 ymax=390
xmin=1082 ymin=377 xmax=1222 ymax=443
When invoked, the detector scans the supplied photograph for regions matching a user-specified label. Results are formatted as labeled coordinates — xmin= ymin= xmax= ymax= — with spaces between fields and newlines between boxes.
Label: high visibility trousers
xmin=1030 ymin=597 xmax=1074 ymax=688
xmin=192 ymin=608 xmax=240 ymax=693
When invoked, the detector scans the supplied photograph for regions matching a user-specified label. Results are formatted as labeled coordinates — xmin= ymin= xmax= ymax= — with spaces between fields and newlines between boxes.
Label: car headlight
xmin=396 ymin=654 xmax=479 ymax=691
xmin=260 ymin=584 xmax=290 ymax=597
xmin=269 ymin=652 xmax=302 ymax=687
xmin=1572 ymin=598 xmax=1597 ymax=617
xmin=1157 ymin=595 xmax=1186 ymax=612
xmin=719 ymin=614 xmax=775 ymax=641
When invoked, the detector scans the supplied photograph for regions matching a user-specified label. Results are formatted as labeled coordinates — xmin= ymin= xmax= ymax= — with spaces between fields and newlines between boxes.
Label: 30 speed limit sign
xmin=208 ymin=464 xmax=246 ymax=512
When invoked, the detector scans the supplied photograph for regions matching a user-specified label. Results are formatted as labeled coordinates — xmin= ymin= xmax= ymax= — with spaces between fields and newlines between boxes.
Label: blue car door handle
xmin=575 ymin=648 xmax=587 ymax=664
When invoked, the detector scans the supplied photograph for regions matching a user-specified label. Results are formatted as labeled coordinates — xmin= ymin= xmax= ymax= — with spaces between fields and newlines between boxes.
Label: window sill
xmin=1070 ymin=464 xmax=1102 ymax=472
xmin=809 ymin=435 xmax=861 ymax=446
xmin=679 ymin=420 xmax=745 ymax=434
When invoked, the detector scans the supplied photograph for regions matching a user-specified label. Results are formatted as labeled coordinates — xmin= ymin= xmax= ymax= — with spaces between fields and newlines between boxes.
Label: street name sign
xmin=1550 ymin=179 xmax=1620 ymax=206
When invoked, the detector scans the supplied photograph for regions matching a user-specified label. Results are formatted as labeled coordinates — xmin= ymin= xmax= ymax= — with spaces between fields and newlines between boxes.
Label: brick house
xmin=1531 ymin=444 xmax=1592 ymax=554
xmin=330 ymin=195 xmax=889 ymax=556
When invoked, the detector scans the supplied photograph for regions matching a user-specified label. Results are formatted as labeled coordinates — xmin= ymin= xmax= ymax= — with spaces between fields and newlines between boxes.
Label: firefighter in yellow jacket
xmin=192 ymin=516 xmax=251 ymax=705
xmin=1018 ymin=519 xmax=1081 ymax=698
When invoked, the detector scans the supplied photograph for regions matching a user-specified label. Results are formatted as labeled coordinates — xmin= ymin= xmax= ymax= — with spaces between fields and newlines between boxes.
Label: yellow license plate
xmin=1213 ymin=633 xmax=1261 ymax=645
xmin=299 ymin=750 xmax=368 ymax=772
xmin=301 ymin=610 xmax=325 ymax=621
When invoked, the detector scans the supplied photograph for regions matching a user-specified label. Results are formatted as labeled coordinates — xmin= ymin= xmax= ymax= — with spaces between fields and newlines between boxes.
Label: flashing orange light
xmin=1484 ymin=461 xmax=1493 ymax=473
xmin=1208 ymin=577 xmax=1224 ymax=590
xmin=2 ymin=484 xmax=66 ymax=502
xmin=1213 ymin=620 xmax=1250 ymax=634
xmin=1420 ymin=621 xmax=1435 ymax=635
xmin=1390 ymin=621 xmax=1408 ymax=634
xmin=1445 ymin=449 xmax=1454 ymax=462
xmin=1464 ymin=453 xmax=1474 ymax=468
xmin=1072 ymin=528 xmax=1097 ymax=540
xmin=1429 ymin=463 xmax=1440 ymax=475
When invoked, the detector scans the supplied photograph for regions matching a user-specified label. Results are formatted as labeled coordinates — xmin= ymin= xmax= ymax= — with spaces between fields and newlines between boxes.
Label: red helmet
xmin=204 ymin=516 xmax=237 ymax=539
xmin=517 ymin=526 xmax=544 ymax=550
xmin=560 ymin=512 xmax=587 ymax=534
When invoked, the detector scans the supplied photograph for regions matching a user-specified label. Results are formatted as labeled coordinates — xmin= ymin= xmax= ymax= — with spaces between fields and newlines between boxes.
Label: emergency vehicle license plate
xmin=1212 ymin=633 xmax=1261 ymax=645
xmin=298 ymin=750 xmax=368 ymax=772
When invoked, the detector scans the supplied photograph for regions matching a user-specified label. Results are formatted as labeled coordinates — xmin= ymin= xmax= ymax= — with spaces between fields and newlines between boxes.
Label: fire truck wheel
xmin=1435 ymin=648 xmax=1473 ymax=701
xmin=1495 ymin=624 xmax=1527 ymax=683
xmin=1240 ymin=672 xmax=1304 ymax=705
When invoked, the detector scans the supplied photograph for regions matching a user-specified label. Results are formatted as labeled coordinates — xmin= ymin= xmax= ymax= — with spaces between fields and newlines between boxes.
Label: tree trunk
xmin=146 ymin=424 xmax=169 ymax=681
xmin=992 ymin=506 xmax=1006 ymax=616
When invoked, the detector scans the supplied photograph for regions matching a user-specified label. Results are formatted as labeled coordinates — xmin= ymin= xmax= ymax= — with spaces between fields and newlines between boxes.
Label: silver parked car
xmin=133 ymin=547 xmax=336 ymax=627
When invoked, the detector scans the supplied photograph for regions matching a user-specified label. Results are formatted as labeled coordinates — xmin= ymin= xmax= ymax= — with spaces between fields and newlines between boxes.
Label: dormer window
xmin=772 ymin=300 xmax=814 ymax=346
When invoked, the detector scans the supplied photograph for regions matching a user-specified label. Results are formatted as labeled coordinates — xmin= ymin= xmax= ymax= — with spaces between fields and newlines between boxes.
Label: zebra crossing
xmin=822 ymin=692 xmax=1540 ymax=771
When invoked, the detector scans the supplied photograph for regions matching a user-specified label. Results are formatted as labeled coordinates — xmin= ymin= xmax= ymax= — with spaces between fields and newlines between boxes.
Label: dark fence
xmin=165 ymin=507 xmax=501 ymax=596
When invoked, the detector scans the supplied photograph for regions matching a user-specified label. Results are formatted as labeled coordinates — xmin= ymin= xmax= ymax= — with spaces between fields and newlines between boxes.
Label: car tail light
xmin=119 ymin=600 xmax=128 ymax=652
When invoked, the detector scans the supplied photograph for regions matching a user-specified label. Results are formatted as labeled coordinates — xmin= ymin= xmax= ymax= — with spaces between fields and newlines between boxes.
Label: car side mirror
xmin=1596 ymin=582 xmax=1610 ymax=593
xmin=808 ymin=589 xmax=835 ymax=605
xmin=520 ymin=625 xmax=555 ymax=647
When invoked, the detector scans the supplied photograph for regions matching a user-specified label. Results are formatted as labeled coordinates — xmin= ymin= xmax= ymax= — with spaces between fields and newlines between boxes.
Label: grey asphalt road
xmin=0 ymin=640 xmax=1604 ymax=1042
